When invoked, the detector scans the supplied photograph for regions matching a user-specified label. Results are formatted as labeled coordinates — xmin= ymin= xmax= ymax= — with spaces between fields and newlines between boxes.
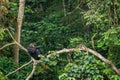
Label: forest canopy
xmin=0 ymin=0 xmax=120 ymax=80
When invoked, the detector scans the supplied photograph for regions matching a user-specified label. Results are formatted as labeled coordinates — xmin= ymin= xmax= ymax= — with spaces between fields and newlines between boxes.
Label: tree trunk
xmin=13 ymin=0 xmax=25 ymax=63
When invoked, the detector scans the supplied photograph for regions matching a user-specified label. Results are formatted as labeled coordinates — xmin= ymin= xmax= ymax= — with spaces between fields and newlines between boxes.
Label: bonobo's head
xmin=29 ymin=43 xmax=35 ymax=48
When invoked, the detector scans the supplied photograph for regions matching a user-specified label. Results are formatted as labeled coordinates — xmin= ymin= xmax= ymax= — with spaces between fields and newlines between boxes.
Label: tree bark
xmin=13 ymin=0 xmax=25 ymax=63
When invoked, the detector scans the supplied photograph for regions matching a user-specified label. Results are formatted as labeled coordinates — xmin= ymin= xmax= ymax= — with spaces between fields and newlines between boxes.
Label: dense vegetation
xmin=0 ymin=0 xmax=120 ymax=79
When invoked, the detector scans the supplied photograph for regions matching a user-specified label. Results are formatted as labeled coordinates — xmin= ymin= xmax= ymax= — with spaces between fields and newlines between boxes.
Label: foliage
xmin=0 ymin=72 xmax=8 ymax=80
xmin=0 ymin=57 xmax=17 ymax=74
xmin=97 ymin=26 xmax=120 ymax=67
xmin=97 ymin=26 xmax=120 ymax=49
xmin=1 ymin=0 xmax=120 ymax=80
xmin=0 ymin=57 xmax=33 ymax=80
xmin=0 ymin=57 xmax=18 ymax=79
xmin=68 ymin=37 xmax=84 ymax=48
xmin=59 ymin=51 xmax=105 ymax=80
xmin=0 ymin=0 xmax=9 ymax=27
xmin=0 ymin=28 xmax=5 ymax=40
xmin=22 ymin=21 xmax=71 ymax=52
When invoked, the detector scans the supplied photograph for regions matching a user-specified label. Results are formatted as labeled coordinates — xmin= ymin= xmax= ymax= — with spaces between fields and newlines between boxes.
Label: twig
xmin=26 ymin=61 xmax=37 ymax=80
xmin=0 ymin=41 xmax=28 ymax=54
xmin=4 ymin=28 xmax=28 ymax=53
xmin=6 ymin=60 xmax=32 ymax=77
xmin=91 ymin=34 xmax=96 ymax=50
xmin=0 ymin=42 xmax=16 ymax=50
xmin=3 ymin=28 xmax=28 ymax=53
xmin=113 ymin=0 xmax=118 ymax=25
xmin=67 ymin=0 xmax=82 ymax=15
xmin=91 ymin=36 xmax=95 ymax=50
xmin=5 ymin=29 xmax=16 ymax=41
xmin=6 ymin=29 xmax=28 ymax=53
xmin=62 ymin=0 xmax=67 ymax=17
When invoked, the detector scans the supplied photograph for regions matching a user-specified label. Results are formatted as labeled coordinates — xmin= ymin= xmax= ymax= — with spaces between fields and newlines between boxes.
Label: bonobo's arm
xmin=35 ymin=47 xmax=43 ymax=55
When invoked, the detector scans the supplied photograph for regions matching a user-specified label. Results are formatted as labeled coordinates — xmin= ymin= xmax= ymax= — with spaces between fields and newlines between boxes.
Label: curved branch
xmin=26 ymin=61 xmax=37 ymax=80
xmin=0 ymin=42 xmax=16 ymax=50
xmin=6 ymin=60 xmax=32 ymax=77
xmin=47 ymin=48 xmax=74 ymax=58
xmin=0 ymin=41 xmax=28 ymax=53
xmin=47 ymin=45 xmax=120 ymax=75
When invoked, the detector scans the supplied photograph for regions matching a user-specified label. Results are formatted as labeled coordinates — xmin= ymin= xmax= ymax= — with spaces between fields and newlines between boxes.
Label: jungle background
xmin=0 ymin=0 xmax=120 ymax=80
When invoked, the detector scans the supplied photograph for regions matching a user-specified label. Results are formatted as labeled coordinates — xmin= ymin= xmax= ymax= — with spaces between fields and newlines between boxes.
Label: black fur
xmin=28 ymin=44 xmax=43 ymax=60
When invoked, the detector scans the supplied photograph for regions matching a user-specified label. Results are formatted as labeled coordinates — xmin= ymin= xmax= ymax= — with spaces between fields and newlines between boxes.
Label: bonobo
xmin=27 ymin=43 xmax=43 ymax=60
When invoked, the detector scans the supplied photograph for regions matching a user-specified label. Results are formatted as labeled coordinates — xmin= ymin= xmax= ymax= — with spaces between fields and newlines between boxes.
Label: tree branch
xmin=0 ymin=42 xmax=16 ymax=50
xmin=62 ymin=0 xmax=67 ymax=17
xmin=5 ymin=29 xmax=16 ymax=41
xmin=6 ymin=60 xmax=32 ymax=77
xmin=67 ymin=0 xmax=82 ymax=15
xmin=47 ymin=45 xmax=120 ymax=75
xmin=6 ymin=29 xmax=28 ymax=53
xmin=26 ymin=61 xmax=37 ymax=80
xmin=91 ymin=34 xmax=96 ymax=50
xmin=4 ymin=28 xmax=28 ymax=53
xmin=15 ymin=41 xmax=28 ymax=53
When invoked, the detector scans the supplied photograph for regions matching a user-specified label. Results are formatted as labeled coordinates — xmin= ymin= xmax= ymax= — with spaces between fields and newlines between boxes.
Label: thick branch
xmin=15 ymin=41 xmax=28 ymax=53
xmin=47 ymin=45 xmax=120 ymax=75
xmin=6 ymin=60 xmax=32 ymax=77
xmin=47 ymin=48 xmax=74 ymax=58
